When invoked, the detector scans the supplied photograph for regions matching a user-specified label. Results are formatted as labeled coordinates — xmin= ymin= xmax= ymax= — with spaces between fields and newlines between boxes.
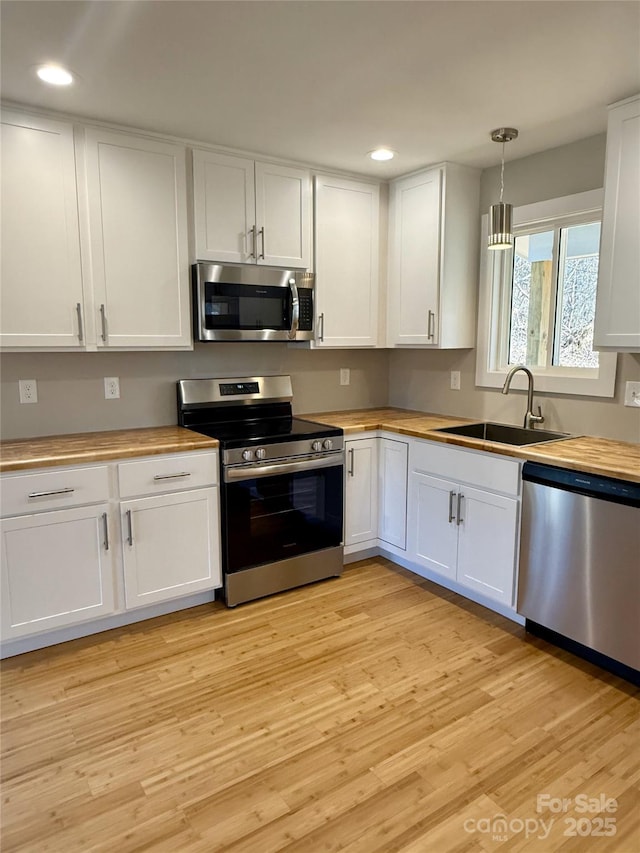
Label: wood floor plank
xmin=1 ymin=558 xmax=638 ymax=852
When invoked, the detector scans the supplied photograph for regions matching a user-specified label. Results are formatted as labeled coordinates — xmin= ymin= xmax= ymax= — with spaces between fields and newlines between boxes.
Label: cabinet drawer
xmin=410 ymin=440 xmax=520 ymax=496
xmin=118 ymin=452 xmax=218 ymax=498
xmin=1 ymin=466 xmax=110 ymax=517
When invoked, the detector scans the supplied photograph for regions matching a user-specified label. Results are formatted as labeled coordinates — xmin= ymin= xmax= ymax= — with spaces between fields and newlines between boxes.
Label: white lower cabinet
xmin=1 ymin=503 xmax=115 ymax=640
xmin=0 ymin=449 xmax=221 ymax=649
xmin=407 ymin=440 xmax=520 ymax=608
xmin=121 ymin=488 xmax=220 ymax=608
xmin=378 ymin=437 xmax=408 ymax=549
xmin=344 ymin=437 xmax=379 ymax=549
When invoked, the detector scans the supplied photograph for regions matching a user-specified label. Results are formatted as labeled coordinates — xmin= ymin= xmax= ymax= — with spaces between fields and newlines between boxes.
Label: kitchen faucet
xmin=502 ymin=365 xmax=544 ymax=429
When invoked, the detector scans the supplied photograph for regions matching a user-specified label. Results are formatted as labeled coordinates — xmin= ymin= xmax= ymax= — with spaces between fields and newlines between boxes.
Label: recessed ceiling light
xmin=36 ymin=64 xmax=74 ymax=86
xmin=369 ymin=148 xmax=395 ymax=162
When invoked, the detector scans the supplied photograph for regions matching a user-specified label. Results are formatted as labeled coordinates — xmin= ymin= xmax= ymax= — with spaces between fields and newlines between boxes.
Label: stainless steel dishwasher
xmin=518 ymin=461 xmax=640 ymax=683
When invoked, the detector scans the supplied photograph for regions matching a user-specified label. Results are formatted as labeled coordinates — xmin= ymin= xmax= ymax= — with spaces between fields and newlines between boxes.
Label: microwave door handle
xmin=288 ymin=278 xmax=299 ymax=340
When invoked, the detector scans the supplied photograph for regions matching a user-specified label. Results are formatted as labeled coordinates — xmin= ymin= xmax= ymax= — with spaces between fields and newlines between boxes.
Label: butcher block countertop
xmin=0 ymin=426 xmax=218 ymax=473
xmin=303 ymin=407 xmax=640 ymax=483
xmin=1 ymin=410 xmax=638 ymax=483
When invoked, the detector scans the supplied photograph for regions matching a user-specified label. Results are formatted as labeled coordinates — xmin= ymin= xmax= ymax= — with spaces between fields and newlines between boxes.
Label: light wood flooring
xmin=1 ymin=558 xmax=638 ymax=852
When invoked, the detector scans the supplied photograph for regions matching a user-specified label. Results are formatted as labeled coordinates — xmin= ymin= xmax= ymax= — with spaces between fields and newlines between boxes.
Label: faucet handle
xmin=532 ymin=405 xmax=544 ymax=424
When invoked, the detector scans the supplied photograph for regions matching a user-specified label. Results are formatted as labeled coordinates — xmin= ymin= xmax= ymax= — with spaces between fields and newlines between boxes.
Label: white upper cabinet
xmin=387 ymin=163 xmax=480 ymax=348
xmin=84 ymin=129 xmax=191 ymax=349
xmin=0 ymin=111 xmax=85 ymax=348
xmin=594 ymin=94 xmax=640 ymax=351
xmin=1 ymin=111 xmax=191 ymax=351
xmin=192 ymin=149 xmax=312 ymax=269
xmin=314 ymin=175 xmax=380 ymax=347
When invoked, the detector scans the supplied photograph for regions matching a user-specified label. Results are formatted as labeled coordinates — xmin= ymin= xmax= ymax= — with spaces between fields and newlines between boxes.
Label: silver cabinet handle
xmin=28 ymin=487 xmax=75 ymax=499
xmin=152 ymin=472 xmax=191 ymax=481
xmin=318 ymin=312 xmax=325 ymax=342
xmin=99 ymin=304 xmax=108 ymax=342
xmin=456 ymin=492 xmax=464 ymax=525
xmin=249 ymin=225 xmax=257 ymax=259
xmin=348 ymin=447 xmax=355 ymax=477
xmin=427 ymin=310 xmax=435 ymax=341
xmin=126 ymin=509 xmax=134 ymax=546
xmin=448 ymin=490 xmax=457 ymax=523
xmin=76 ymin=303 xmax=84 ymax=343
xmin=288 ymin=277 xmax=299 ymax=340
xmin=102 ymin=512 xmax=110 ymax=551
xmin=258 ymin=227 xmax=265 ymax=259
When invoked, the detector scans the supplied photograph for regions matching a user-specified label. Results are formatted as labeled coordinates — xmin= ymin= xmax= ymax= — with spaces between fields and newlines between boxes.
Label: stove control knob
xmin=242 ymin=449 xmax=254 ymax=461
xmin=255 ymin=447 xmax=267 ymax=460
xmin=312 ymin=440 xmax=323 ymax=452
xmin=322 ymin=439 xmax=333 ymax=451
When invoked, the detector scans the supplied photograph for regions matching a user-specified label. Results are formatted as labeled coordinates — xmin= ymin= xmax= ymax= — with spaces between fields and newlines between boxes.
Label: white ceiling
xmin=1 ymin=1 xmax=639 ymax=178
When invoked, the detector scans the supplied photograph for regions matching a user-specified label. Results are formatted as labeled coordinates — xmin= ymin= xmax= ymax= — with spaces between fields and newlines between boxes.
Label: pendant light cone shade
xmin=487 ymin=127 xmax=518 ymax=251
xmin=487 ymin=202 xmax=513 ymax=250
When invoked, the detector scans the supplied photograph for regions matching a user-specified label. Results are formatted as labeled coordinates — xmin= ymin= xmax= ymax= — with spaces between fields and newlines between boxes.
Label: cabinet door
xmin=84 ymin=129 xmax=191 ymax=348
xmin=192 ymin=149 xmax=256 ymax=264
xmin=0 ymin=504 xmax=115 ymax=640
xmin=407 ymin=472 xmax=457 ymax=580
xmin=255 ymin=162 xmax=311 ymax=268
xmin=121 ymin=488 xmax=221 ymax=609
xmin=0 ymin=111 xmax=85 ymax=348
xmin=594 ymin=95 xmax=640 ymax=350
xmin=378 ymin=438 xmax=408 ymax=549
xmin=387 ymin=168 xmax=441 ymax=346
xmin=314 ymin=176 xmax=379 ymax=347
xmin=456 ymin=486 xmax=518 ymax=606
xmin=345 ymin=439 xmax=378 ymax=546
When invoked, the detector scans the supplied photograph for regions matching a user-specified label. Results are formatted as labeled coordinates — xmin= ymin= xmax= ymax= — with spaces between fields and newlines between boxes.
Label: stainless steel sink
xmin=433 ymin=421 xmax=572 ymax=446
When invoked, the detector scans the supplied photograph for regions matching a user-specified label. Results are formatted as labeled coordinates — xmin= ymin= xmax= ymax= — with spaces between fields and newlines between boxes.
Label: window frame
xmin=476 ymin=189 xmax=617 ymax=398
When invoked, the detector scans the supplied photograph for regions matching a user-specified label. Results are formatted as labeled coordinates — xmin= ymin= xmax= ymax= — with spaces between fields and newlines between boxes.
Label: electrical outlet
xmin=104 ymin=377 xmax=120 ymax=400
xmin=18 ymin=379 xmax=38 ymax=404
xmin=340 ymin=368 xmax=350 ymax=386
xmin=450 ymin=371 xmax=461 ymax=391
xmin=624 ymin=381 xmax=640 ymax=407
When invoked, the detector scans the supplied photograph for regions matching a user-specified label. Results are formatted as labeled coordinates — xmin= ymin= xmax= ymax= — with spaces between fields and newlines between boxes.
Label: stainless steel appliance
xmin=193 ymin=263 xmax=315 ymax=342
xmin=518 ymin=461 xmax=640 ymax=682
xmin=177 ymin=375 xmax=343 ymax=606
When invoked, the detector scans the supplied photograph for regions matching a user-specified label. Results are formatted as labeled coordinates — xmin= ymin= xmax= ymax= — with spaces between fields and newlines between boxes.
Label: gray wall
xmin=1 ymin=133 xmax=638 ymax=443
xmin=389 ymin=133 xmax=640 ymax=442
xmin=0 ymin=346 xmax=389 ymax=439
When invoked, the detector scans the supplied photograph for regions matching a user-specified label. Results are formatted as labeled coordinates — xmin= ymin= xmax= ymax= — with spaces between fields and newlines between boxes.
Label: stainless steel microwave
xmin=193 ymin=263 xmax=315 ymax=342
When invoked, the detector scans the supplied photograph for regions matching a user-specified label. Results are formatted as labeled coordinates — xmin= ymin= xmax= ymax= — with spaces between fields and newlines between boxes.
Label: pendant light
xmin=487 ymin=127 xmax=518 ymax=250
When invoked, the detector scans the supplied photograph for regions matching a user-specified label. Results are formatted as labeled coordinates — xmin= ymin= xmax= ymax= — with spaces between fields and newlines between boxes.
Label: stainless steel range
xmin=177 ymin=375 xmax=344 ymax=606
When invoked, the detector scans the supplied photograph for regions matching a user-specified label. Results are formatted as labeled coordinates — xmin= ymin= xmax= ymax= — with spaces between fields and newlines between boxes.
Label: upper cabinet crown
xmin=387 ymin=163 xmax=480 ymax=348
xmin=594 ymin=94 xmax=640 ymax=352
xmin=0 ymin=110 xmax=192 ymax=351
xmin=192 ymin=149 xmax=312 ymax=269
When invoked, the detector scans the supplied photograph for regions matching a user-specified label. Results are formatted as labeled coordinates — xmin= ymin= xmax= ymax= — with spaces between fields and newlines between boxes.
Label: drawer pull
xmin=152 ymin=472 xmax=192 ymax=481
xmin=28 ymin=487 xmax=75 ymax=499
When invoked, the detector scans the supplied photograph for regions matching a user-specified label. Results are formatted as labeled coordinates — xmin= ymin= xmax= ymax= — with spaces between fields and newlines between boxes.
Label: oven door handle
xmin=224 ymin=452 xmax=343 ymax=483
xmin=288 ymin=277 xmax=299 ymax=340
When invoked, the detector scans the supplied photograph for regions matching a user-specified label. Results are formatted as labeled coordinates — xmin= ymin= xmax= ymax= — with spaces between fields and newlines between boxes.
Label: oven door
xmin=222 ymin=454 xmax=344 ymax=574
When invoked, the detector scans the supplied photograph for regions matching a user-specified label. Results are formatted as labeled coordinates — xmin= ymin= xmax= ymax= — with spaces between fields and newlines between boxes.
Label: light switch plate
xmin=624 ymin=381 xmax=640 ymax=407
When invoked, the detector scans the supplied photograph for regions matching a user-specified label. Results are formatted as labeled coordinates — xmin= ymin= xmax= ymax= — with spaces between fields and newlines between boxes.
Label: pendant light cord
xmin=499 ymin=139 xmax=505 ymax=204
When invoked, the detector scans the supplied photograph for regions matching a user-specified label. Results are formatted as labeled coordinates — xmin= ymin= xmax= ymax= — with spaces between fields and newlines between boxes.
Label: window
xmin=476 ymin=190 xmax=617 ymax=397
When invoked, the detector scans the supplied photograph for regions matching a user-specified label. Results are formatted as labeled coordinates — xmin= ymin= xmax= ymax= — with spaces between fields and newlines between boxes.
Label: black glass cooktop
xmin=188 ymin=416 xmax=341 ymax=449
